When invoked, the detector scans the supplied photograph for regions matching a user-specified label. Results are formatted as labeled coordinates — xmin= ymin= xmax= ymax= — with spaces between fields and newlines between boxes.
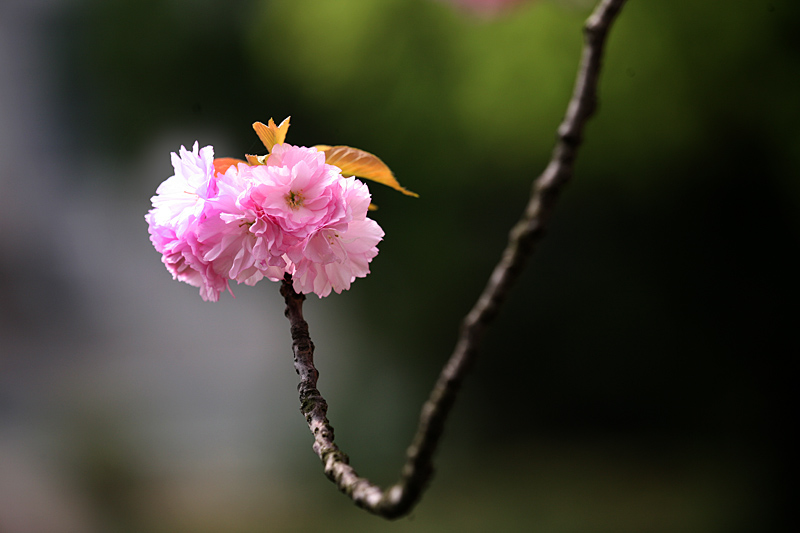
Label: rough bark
xmin=281 ymin=0 xmax=627 ymax=519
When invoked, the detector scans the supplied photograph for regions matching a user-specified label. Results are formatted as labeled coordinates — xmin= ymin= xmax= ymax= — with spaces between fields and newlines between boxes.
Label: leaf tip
xmin=253 ymin=117 xmax=291 ymax=152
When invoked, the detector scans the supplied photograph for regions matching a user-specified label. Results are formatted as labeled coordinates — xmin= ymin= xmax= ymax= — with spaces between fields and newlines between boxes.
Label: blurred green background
xmin=0 ymin=0 xmax=795 ymax=531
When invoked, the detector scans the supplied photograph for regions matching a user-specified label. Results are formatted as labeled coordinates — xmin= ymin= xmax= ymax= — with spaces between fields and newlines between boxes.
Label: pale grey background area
xmin=0 ymin=3 xmax=365 ymax=531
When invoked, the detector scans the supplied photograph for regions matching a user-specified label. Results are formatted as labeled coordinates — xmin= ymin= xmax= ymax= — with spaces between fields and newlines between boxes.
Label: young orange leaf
xmin=316 ymin=145 xmax=418 ymax=197
xmin=213 ymin=157 xmax=246 ymax=175
xmin=253 ymin=117 xmax=291 ymax=153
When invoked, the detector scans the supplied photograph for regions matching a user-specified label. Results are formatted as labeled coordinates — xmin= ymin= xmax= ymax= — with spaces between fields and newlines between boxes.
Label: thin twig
xmin=280 ymin=0 xmax=627 ymax=519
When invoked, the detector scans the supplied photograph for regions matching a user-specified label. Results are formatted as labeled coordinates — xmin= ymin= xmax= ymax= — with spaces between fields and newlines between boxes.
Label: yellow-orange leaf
xmin=316 ymin=145 xmax=418 ymax=197
xmin=245 ymin=154 xmax=268 ymax=166
xmin=213 ymin=157 xmax=246 ymax=175
xmin=253 ymin=117 xmax=290 ymax=153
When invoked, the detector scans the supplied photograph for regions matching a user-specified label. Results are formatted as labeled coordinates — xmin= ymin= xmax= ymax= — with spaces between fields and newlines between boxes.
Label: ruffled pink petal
xmin=291 ymin=218 xmax=384 ymax=297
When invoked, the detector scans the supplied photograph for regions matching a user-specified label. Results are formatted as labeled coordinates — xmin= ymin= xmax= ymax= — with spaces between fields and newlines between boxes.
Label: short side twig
xmin=281 ymin=0 xmax=627 ymax=519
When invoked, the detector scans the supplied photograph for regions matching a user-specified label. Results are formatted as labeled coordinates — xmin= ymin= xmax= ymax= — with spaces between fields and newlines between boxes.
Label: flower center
xmin=285 ymin=190 xmax=304 ymax=210
xmin=326 ymin=231 xmax=340 ymax=245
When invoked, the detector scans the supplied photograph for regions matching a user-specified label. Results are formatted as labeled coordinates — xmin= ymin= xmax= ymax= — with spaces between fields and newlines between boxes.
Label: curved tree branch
xmin=280 ymin=0 xmax=627 ymax=519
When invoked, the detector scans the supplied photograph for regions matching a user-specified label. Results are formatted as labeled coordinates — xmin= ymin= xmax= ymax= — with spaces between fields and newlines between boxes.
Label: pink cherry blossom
xmin=148 ymin=223 xmax=231 ymax=302
xmin=199 ymin=162 xmax=285 ymax=285
xmin=236 ymin=144 xmax=348 ymax=263
xmin=146 ymin=142 xmax=217 ymax=234
xmin=288 ymin=177 xmax=384 ymax=297
xmin=258 ymin=144 xmax=347 ymax=238
xmin=145 ymin=142 xmax=231 ymax=301
xmin=290 ymin=218 xmax=384 ymax=297
xmin=146 ymin=141 xmax=385 ymax=300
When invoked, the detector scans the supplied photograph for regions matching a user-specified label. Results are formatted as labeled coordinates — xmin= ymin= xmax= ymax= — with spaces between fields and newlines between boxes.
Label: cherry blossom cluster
xmin=146 ymin=142 xmax=384 ymax=300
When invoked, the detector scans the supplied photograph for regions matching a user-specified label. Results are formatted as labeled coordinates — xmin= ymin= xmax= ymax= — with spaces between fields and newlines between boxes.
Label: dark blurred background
xmin=1 ymin=0 xmax=796 ymax=531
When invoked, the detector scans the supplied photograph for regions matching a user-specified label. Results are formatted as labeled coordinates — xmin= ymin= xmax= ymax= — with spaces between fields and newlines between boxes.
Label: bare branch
xmin=281 ymin=0 xmax=627 ymax=519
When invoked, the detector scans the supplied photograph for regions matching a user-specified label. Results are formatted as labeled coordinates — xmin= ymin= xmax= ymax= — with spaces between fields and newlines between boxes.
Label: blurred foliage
xmin=57 ymin=0 xmax=798 ymax=530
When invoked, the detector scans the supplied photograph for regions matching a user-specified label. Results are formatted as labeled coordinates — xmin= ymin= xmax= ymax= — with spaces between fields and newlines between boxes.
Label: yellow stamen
xmin=285 ymin=190 xmax=304 ymax=210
